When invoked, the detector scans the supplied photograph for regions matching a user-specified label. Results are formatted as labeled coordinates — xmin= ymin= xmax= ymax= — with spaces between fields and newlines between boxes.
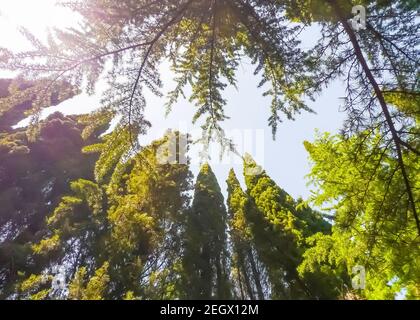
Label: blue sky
xmin=0 ymin=0 xmax=347 ymax=201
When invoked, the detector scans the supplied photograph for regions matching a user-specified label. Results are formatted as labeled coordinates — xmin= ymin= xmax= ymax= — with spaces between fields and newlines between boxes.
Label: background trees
xmin=15 ymin=131 xmax=194 ymax=300
xmin=0 ymin=109 xmax=417 ymax=299
xmin=0 ymin=79 xmax=102 ymax=298
xmin=242 ymin=156 xmax=335 ymax=299
xmin=0 ymin=105 xmax=345 ymax=300
xmin=1 ymin=1 xmax=416 ymax=230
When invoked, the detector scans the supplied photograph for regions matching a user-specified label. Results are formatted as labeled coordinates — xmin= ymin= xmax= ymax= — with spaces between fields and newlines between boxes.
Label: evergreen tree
xmin=300 ymin=131 xmax=419 ymax=299
xmin=243 ymin=155 xmax=335 ymax=299
xmin=226 ymin=169 xmax=267 ymax=300
xmin=285 ymin=0 xmax=419 ymax=235
xmin=16 ymin=131 xmax=193 ymax=300
xmin=0 ymin=1 xmax=418 ymax=299
xmin=182 ymin=163 xmax=231 ymax=299
xmin=0 ymin=79 xmax=101 ymax=299
xmin=1 ymin=1 xmax=417 ymax=240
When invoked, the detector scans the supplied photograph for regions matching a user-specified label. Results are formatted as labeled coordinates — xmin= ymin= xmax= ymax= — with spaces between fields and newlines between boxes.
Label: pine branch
xmin=327 ymin=0 xmax=420 ymax=236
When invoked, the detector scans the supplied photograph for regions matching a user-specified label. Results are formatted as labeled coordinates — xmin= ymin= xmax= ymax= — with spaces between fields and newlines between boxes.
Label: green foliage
xmin=0 ymin=0 xmax=419 ymax=300
xmin=0 ymin=78 xmax=77 ymax=133
xmin=69 ymin=262 xmax=110 ymax=300
xmin=301 ymin=131 xmax=420 ymax=299
xmin=0 ymin=80 xmax=104 ymax=298
xmin=243 ymin=155 xmax=336 ymax=299
xmin=383 ymin=91 xmax=420 ymax=123
xmin=226 ymin=169 xmax=266 ymax=300
xmin=82 ymin=126 xmax=138 ymax=184
xmin=15 ymin=131 xmax=193 ymax=300
xmin=3 ymin=125 xmax=418 ymax=300
xmin=182 ymin=163 xmax=231 ymax=299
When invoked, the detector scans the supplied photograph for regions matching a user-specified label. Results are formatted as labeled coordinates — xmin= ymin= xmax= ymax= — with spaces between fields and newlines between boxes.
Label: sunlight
xmin=0 ymin=0 xmax=417 ymax=302
xmin=0 ymin=0 xmax=77 ymax=50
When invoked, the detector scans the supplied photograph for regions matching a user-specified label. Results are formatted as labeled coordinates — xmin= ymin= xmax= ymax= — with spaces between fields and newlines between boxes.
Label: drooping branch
xmin=207 ymin=0 xmax=219 ymax=131
xmin=328 ymin=0 xmax=420 ymax=235
xmin=126 ymin=0 xmax=194 ymax=147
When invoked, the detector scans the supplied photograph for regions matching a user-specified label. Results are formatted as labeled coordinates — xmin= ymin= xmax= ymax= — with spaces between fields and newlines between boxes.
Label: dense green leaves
xmin=12 ymin=130 xmax=195 ymax=300
xmin=0 ymin=80 xmax=102 ymax=298
xmin=182 ymin=164 xmax=231 ymax=299
xmin=243 ymin=156 xmax=335 ymax=299
xmin=0 ymin=0 xmax=418 ymax=300
xmin=301 ymin=131 xmax=420 ymax=299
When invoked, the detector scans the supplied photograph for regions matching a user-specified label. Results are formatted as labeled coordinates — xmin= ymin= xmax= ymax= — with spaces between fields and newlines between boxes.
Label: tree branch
xmin=327 ymin=0 xmax=420 ymax=235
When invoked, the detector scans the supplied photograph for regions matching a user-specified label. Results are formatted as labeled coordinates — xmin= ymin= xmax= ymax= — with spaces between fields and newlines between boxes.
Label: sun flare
xmin=0 ymin=0 xmax=77 ymax=50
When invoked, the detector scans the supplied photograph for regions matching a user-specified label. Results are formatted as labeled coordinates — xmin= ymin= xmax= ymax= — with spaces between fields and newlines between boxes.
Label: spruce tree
xmin=243 ymin=155 xmax=334 ymax=299
xmin=0 ymin=79 xmax=101 ymax=299
xmin=226 ymin=169 xmax=266 ymax=300
xmin=182 ymin=163 xmax=231 ymax=299
xmin=16 ymin=131 xmax=193 ymax=300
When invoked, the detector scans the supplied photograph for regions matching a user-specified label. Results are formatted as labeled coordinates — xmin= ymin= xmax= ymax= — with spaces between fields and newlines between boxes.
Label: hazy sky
xmin=0 ymin=0 xmax=347 ymax=201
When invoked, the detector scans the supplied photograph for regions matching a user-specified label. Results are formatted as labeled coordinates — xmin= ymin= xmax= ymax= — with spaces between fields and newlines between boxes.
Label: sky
xmin=0 ymin=0 xmax=347 ymax=201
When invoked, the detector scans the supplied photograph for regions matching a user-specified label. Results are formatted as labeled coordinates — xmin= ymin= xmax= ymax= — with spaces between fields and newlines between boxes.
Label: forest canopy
xmin=0 ymin=0 xmax=418 ymax=300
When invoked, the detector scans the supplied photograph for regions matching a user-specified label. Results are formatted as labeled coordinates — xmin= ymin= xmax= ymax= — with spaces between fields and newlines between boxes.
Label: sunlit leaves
xmin=82 ymin=126 xmax=137 ymax=184
xmin=0 ymin=0 xmax=317 ymax=149
xmin=302 ymin=131 xmax=420 ymax=299
xmin=68 ymin=262 xmax=110 ymax=300
xmin=243 ymin=155 xmax=334 ymax=299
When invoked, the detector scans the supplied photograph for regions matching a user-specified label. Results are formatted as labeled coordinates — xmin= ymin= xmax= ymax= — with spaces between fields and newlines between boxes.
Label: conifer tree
xmin=0 ymin=0 xmax=312 ymax=149
xmin=285 ymin=0 xmax=420 ymax=235
xmin=0 ymin=79 xmax=101 ymax=299
xmin=0 ymin=2 xmax=417 ymax=231
xmin=1 ymin=1 xmax=417 ymax=242
xmin=226 ymin=169 xmax=267 ymax=300
xmin=243 ymin=155 xmax=334 ymax=299
xmin=16 ymin=131 xmax=193 ymax=300
xmin=0 ymin=1 xmax=418 ymax=299
xmin=182 ymin=163 xmax=231 ymax=299
xmin=300 ymin=131 xmax=420 ymax=299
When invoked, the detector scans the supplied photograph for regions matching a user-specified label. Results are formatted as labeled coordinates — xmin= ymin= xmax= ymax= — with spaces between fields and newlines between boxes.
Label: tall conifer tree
xmin=16 ymin=131 xmax=193 ymax=300
xmin=226 ymin=169 xmax=266 ymax=300
xmin=182 ymin=164 xmax=231 ymax=299
xmin=243 ymin=155 xmax=333 ymax=299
